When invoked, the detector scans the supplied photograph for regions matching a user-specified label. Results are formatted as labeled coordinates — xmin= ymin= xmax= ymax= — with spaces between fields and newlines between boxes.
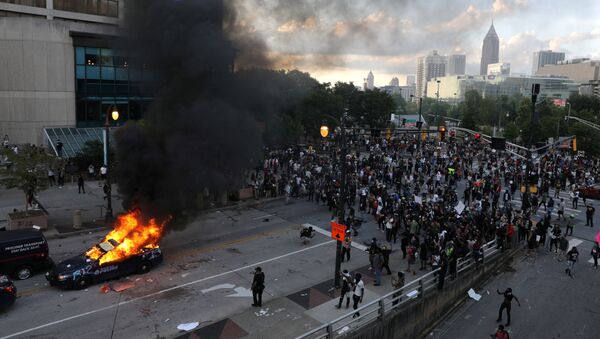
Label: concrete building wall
xmin=0 ymin=16 xmax=117 ymax=145
xmin=535 ymin=60 xmax=600 ymax=83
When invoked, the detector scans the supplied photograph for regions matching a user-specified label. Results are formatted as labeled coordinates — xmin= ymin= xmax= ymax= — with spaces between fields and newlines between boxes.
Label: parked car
xmin=0 ymin=229 xmax=53 ymax=280
xmin=578 ymin=184 xmax=600 ymax=200
xmin=0 ymin=275 xmax=17 ymax=311
xmin=46 ymin=239 xmax=163 ymax=289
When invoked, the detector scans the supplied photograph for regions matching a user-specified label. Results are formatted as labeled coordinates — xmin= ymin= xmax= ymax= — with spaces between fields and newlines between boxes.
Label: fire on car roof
xmin=85 ymin=210 xmax=170 ymax=265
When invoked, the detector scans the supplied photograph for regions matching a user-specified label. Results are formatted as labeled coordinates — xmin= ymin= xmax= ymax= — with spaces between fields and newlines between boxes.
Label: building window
xmin=75 ymin=45 xmax=153 ymax=127
xmin=53 ymin=0 xmax=119 ymax=18
xmin=0 ymin=0 xmax=46 ymax=7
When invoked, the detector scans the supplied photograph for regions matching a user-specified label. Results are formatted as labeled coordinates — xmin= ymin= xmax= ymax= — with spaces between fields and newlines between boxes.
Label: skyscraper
xmin=480 ymin=23 xmax=499 ymax=75
xmin=389 ymin=77 xmax=399 ymax=86
xmin=447 ymin=54 xmax=466 ymax=75
xmin=532 ymin=50 xmax=565 ymax=74
xmin=364 ymin=70 xmax=374 ymax=90
xmin=416 ymin=50 xmax=447 ymax=97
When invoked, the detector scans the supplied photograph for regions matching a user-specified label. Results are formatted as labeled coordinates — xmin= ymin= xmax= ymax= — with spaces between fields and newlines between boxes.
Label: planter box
xmin=7 ymin=210 xmax=48 ymax=230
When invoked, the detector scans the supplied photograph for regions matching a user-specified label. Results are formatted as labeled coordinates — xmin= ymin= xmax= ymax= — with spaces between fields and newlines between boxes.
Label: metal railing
xmin=296 ymin=239 xmax=506 ymax=339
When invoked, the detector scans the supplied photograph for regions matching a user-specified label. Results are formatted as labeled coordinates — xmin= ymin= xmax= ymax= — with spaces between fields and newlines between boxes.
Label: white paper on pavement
xmin=468 ymin=288 xmax=481 ymax=301
xmin=177 ymin=322 xmax=199 ymax=331
xmin=455 ymin=201 xmax=465 ymax=215
xmin=406 ymin=290 xmax=419 ymax=299
xmin=414 ymin=196 xmax=422 ymax=205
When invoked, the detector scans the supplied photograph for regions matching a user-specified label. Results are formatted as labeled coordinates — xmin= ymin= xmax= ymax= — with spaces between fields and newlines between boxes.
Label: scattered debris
xmin=468 ymin=288 xmax=482 ymax=301
xmin=254 ymin=308 xmax=270 ymax=317
xmin=100 ymin=284 xmax=110 ymax=294
xmin=300 ymin=293 xmax=308 ymax=297
xmin=338 ymin=326 xmax=350 ymax=335
xmin=165 ymin=318 xmax=170 ymax=323
xmin=181 ymin=273 xmax=190 ymax=278
xmin=146 ymin=278 xmax=153 ymax=283
xmin=177 ymin=322 xmax=199 ymax=331
xmin=406 ymin=290 xmax=419 ymax=299
xmin=111 ymin=281 xmax=135 ymax=292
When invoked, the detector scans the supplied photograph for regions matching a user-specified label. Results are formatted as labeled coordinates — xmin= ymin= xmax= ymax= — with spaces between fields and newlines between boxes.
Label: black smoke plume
xmin=114 ymin=0 xmax=268 ymax=225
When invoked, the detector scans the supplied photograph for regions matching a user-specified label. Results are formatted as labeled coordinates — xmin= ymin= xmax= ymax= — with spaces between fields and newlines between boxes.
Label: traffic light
xmin=571 ymin=136 xmax=577 ymax=152
xmin=438 ymin=126 xmax=446 ymax=141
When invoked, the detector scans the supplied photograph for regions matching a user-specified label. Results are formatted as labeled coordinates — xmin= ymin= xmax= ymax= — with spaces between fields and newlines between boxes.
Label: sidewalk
xmin=1 ymin=182 xmax=285 ymax=238
xmin=173 ymin=248 xmax=434 ymax=339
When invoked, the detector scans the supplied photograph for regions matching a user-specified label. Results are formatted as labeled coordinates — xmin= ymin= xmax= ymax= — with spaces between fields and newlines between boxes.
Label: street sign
xmin=330 ymin=221 xmax=347 ymax=241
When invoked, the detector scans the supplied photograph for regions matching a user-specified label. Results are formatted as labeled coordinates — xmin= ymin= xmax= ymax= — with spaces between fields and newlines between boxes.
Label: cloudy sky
xmin=233 ymin=0 xmax=600 ymax=86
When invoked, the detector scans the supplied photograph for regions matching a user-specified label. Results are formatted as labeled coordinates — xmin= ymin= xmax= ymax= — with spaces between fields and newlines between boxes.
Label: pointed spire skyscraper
xmin=480 ymin=22 xmax=499 ymax=75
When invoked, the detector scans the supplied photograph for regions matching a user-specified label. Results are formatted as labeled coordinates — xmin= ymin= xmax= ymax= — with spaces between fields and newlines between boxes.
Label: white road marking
xmin=568 ymin=239 xmax=583 ymax=251
xmin=226 ymin=287 xmax=253 ymax=297
xmin=201 ymin=283 xmax=235 ymax=294
xmin=0 ymin=239 xmax=334 ymax=339
xmin=304 ymin=223 xmax=368 ymax=251
xmin=589 ymin=258 xmax=596 ymax=264
xmin=252 ymin=214 xmax=275 ymax=220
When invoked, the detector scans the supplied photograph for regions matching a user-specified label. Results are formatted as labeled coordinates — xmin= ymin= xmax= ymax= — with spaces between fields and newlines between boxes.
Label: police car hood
xmin=53 ymin=255 xmax=93 ymax=274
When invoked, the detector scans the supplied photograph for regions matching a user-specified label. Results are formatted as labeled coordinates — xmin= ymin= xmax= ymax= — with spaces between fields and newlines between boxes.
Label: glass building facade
xmin=75 ymin=46 xmax=153 ymax=127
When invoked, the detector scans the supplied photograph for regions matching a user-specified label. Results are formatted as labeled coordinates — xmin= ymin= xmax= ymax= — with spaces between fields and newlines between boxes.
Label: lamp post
xmin=410 ymin=94 xmax=424 ymax=152
xmin=435 ymin=79 xmax=441 ymax=128
xmin=104 ymin=105 xmax=119 ymax=221
xmin=320 ymin=110 xmax=348 ymax=288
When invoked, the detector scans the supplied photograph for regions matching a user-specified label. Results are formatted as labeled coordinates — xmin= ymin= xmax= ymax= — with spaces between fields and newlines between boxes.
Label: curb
xmin=417 ymin=247 xmax=522 ymax=339
xmin=42 ymin=196 xmax=286 ymax=240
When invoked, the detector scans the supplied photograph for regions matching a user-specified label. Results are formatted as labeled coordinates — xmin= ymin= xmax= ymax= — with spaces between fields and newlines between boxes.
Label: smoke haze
xmin=115 ymin=0 xmax=268 ymax=224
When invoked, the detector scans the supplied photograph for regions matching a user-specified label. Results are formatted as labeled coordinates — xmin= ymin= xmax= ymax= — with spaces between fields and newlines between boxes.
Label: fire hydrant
xmin=73 ymin=209 xmax=82 ymax=229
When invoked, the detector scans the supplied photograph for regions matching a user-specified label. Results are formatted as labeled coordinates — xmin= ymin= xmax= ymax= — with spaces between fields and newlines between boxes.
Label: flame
xmin=85 ymin=210 xmax=170 ymax=265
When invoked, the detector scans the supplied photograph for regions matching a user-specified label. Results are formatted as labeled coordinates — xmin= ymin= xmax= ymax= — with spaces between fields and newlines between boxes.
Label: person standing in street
xmin=591 ymin=242 xmax=599 ymax=269
xmin=372 ymin=249 xmax=384 ymax=286
xmin=565 ymin=246 xmax=579 ymax=278
xmin=336 ymin=270 xmax=352 ymax=309
xmin=341 ymin=230 xmax=352 ymax=262
xmin=78 ymin=175 xmax=85 ymax=194
xmin=352 ymin=273 xmax=364 ymax=318
xmin=565 ymin=214 xmax=575 ymax=236
xmin=251 ymin=267 xmax=265 ymax=307
xmin=585 ymin=204 xmax=595 ymax=227
xmin=496 ymin=288 xmax=521 ymax=326
xmin=391 ymin=271 xmax=405 ymax=306
xmin=490 ymin=324 xmax=510 ymax=339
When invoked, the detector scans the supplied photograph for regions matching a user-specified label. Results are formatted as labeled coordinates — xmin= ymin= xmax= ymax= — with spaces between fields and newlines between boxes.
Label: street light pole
xmin=334 ymin=111 xmax=348 ymax=288
xmin=104 ymin=105 xmax=119 ymax=222
xmin=435 ymin=79 xmax=441 ymax=128
xmin=410 ymin=95 xmax=424 ymax=152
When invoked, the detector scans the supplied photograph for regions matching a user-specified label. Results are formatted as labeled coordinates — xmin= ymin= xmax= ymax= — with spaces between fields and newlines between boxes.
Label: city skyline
xmin=233 ymin=0 xmax=600 ymax=86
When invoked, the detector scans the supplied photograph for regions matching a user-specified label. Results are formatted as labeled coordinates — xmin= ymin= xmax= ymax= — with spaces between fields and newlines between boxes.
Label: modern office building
xmin=0 ymin=0 xmax=159 ymax=155
xmin=389 ymin=77 xmax=399 ymax=86
xmin=447 ymin=54 xmax=466 ymax=75
xmin=535 ymin=58 xmax=600 ymax=97
xmin=406 ymin=75 xmax=416 ymax=86
xmin=416 ymin=50 xmax=447 ymax=98
xmin=487 ymin=62 xmax=510 ymax=76
xmin=379 ymin=85 xmax=415 ymax=100
xmin=363 ymin=70 xmax=374 ymax=90
xmin=426 ymin=74 xmax=578 ymax=102
xmin=480 ymin=23 xmax=499 ymax=75
xmin=532 ymin=50 xmax=565 ymax=74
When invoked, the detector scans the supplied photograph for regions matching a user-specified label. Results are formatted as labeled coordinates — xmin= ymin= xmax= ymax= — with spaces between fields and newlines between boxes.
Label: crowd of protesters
xmin=250 ymin=130 xmax=600 ymax=283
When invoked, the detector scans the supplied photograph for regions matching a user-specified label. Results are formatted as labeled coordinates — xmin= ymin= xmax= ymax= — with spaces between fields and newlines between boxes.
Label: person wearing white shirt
xmin=352 ymin=273 xmax=365 ymax=318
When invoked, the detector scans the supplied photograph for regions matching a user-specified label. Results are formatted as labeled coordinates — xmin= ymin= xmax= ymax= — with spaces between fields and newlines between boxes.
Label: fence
xmin=296 ymin=239 xmax=508 ymax=339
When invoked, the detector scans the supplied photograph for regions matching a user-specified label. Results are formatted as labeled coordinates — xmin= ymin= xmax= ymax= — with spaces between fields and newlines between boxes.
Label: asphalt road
xmin=0 ymin=197 xmax=382 ymax=339
xmin=1 ymin=177 xmax=598 ymax=339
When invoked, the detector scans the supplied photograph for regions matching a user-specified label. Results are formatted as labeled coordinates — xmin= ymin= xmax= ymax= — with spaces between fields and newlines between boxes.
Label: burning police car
xmin=46 ymin=239 xmax=162 ymax=289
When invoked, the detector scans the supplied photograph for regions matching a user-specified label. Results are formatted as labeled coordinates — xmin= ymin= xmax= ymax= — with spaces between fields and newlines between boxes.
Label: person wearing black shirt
xmin=565 ymin=247 xmax=579 ymax=278
xmin=251 ymin=267 xmax=265 ymax=307
xmin=496 ymin=288 xmax=520 ymax=326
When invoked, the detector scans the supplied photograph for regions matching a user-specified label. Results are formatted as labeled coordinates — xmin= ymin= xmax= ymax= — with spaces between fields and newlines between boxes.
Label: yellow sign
xmin=520 ymin=185 xmax=538 ymax=193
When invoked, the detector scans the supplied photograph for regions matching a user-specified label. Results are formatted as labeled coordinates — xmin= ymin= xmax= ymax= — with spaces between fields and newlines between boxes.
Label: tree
xmin=360 ymin=89 xmax=396 ymax=128
xmin=0 ymin=145 xmax=61 ymax=209
xmin=460 ymin=90 xmax=481 ymax=130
